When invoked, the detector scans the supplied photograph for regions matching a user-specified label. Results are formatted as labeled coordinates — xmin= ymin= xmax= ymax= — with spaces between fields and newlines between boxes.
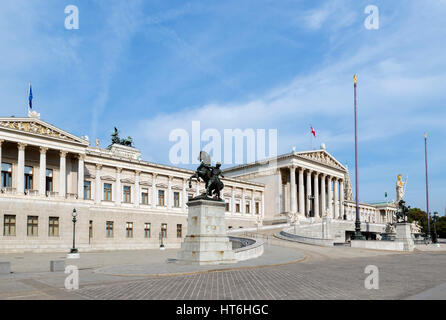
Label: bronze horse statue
xmin=189 ymin=151 xmax=224 ymax=200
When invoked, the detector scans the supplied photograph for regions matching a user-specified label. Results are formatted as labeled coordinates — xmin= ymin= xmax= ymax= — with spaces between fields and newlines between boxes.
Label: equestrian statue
xmin=189 ymin=151 xmax=224 ymax=200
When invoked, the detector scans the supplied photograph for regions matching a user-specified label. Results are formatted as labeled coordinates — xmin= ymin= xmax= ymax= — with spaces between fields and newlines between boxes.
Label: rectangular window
xmin=161 ymin=223 xmax=167 ymax=238
xmin=46 ymin=169 xmax=53 ymax=192
xmin=126 ymin=222 xmax=133 ymax=238
xmin=188 ymin=193 xmax=194 ymax=201
xmin=106 ymin=221 xmax=114 ymax=238
xmin=48 ymin=217 xmax=59 ymax=237
xmin=3 ymin=215 xmax=16 ymax=236
xmin=246 ymin=203 xmax=250 ymax=214
xmin=225 ymin=201 xmax=230 ymax=212
xmin=255 ymin=202 xmax=260 ymax=214
xmin=24 ymin=166 xmax=33 ymax=190
xmin=84 ymin=181 xmax=91 ymax=200
xmin=123 ymin=186 xmax=131 ymax=203
xmin=174 ymin=192 xmax=180 ymax=208
xmin=176 ymin=224 xmax=182 ymax=238
xmin=104 ymin=183 xmax=112 ymax=201
xmin=1 ymin=163 xmax=12 ymax=188
xmin=158 ymin=190 xmax=165 ymax=206
xmin=144 ymin=223 xmax=151 ymax=238
xmin=141 ymin=188 xmax=149 ymax=205
xmin=236 ymin=203 xmax=240 ymax=213
xmin=27 ymin=216 xmax=38 ymax=237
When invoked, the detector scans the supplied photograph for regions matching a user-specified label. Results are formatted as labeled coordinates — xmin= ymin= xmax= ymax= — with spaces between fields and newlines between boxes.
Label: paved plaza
xmin=0 ymin=234 xmax=445 ymax=300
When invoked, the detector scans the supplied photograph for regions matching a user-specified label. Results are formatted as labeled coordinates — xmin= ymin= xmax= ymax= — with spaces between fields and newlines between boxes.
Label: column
xmin=39 ymin=147 xmax=48 ymax=196
xmin=334 ymin=178 xmax=339 ymax=219
xmin=313 ymin=172 xmax=319 ymax=218
xmin=339 ymin=180 xmax=345 ymax=219
xmin=298 ymin=168 xmax=304 ymax=215
xmin=182 ymin=178 xmax=187 ymax=211
xmin=151 ymin=173 xmax=157 ymax=208
xmin=320 ymin=174 xmax=326 ymax=217
xmin=167 ymin=176 xmax=172 ymax=209
xmin=289 ymin=166 xmax=297 ymax=214
xmin=115 ymin=167 xmax=121 ymax=206
xmin=242 ymin=188 xmax=246 ymax=214
xmin=305 ymin=170 xmax=312 ymax=217
xmin=0 ymin=140 xmax=3 ymax=185
xmin=59 ymin=151 xmax=67 ymax=197
xmin=77 ymin=154 xmax=85 ymax=199
xmin=231 ymin=186 xmax=236 ymax=214
xmin=328 ymin=176 xmax=333 ymax=218
xmin=261 ymin=191 xmax=265 ymax=219
xmin=134 ymin=171 xmax=140 ymax=207
xmin=17 ymin=143 xmax=27 ymax=193
xmin=95 ymin=164 xmax=101 ymax=204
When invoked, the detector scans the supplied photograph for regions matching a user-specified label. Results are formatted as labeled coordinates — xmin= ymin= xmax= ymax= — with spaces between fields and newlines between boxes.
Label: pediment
xmin=101 ymin=175 xmax=116 ymax=182
xmin=0 ymin=118 xmax=89 ymax=146
xmin=296 ymin=150 xmax=346 ymax=171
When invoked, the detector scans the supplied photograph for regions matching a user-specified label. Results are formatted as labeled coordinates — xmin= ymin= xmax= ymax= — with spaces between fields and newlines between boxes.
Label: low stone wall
xmin=350 ymin=240 xmax=407 ymax=251
xmin=277 ymin=229 xmax=334 ymax=247
xmin=229 ymin=236 xmax=264 ymax=261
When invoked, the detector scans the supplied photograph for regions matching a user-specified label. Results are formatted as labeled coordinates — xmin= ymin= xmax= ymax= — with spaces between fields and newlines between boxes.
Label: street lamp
xmin=432 ymin=212 xmax=439 ymax=244
xmin=70 ymin=208 xmax=78 ymax=254
xmin=159 ymin=231 xmax=165 ymax=250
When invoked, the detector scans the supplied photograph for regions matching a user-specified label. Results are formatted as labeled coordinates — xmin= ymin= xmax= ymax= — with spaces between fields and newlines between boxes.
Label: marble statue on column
xmin=396 ymin=174 xmax=407 ymax=203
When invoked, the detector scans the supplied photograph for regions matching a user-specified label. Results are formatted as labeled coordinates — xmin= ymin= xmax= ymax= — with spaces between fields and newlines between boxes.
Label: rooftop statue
xmin=110 ymin=127 xmax=133 ymax=147
xmin=189 ymin=151 xmax=224 ymax=200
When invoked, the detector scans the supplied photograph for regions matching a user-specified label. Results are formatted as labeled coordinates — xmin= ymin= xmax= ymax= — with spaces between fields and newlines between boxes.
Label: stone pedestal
xmin=395 ymin=223 xmax=414 ymax=251
xmin=177 ymin=199 xmax=236 ymax=265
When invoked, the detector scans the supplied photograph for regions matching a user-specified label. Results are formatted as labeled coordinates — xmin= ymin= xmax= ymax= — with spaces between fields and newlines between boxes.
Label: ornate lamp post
xmin=432 ymin=212 xmax=439 ymax=244
xmin=70 ymin=208 xmax=78 ymax=254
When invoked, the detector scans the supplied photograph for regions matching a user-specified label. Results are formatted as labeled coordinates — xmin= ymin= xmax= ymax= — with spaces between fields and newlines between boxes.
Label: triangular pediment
xmin=296 ymin=150 xmax=346 ymax=171
xmin=0 ymin=118 xmax=89 ymax=146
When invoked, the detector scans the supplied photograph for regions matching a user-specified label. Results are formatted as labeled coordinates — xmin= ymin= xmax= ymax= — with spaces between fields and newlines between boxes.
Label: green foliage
xmin=409 ymin=208 xmax=446 ymax=238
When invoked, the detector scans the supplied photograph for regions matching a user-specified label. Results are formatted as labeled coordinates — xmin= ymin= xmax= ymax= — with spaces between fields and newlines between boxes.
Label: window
xmin=126 ymin=222 xmax=133 ymax=238
xmin=255 ymin=202 xmax=260 ymax=214
xmin=141 ymin=188 xmax=149 ymax=205
xmin=144 ymin=223 xmax=151 ymax=238
xmin=246 ymin=203 xmax=250 ymax=214
xmin=84 ymin=181 xmax=91 ymax=200
xmin=188 ymin=193 xmax=194 ymax=201
xmin=3 ymin=215 xmax=16 ymax=236
xmin=158 ymin=190 xmax=165 ymax=206
xmin=106 ymin=221 xmax=114 ymax=238
xmin=1 ymin=163 xmax=12 ymax=188
xmin=177 ymin=224 xmax=182 ymax=238
xmin=161 ymin=223 xmax=167 ymax=238
xmin=46 ymin=169 xmax=53 ymax=192
xmin=27 ymin=216 xmax=38 ymax=237
xmin=225 ymin=201 xmax=230 ymax=212
xmin=48 ymin=217 xmax=59 ymax=237
xmin=236 ymin=203 xmax=240 ymax=213
xmin=24 ymin=166 xmax=33 ymax=190
xmin=174 ymin=192 xmax=180 ymax=208
xmin=123 ymin=186 xmax=131 ymax=203
xmin=104 ymin=183 xmax=112 ymax=201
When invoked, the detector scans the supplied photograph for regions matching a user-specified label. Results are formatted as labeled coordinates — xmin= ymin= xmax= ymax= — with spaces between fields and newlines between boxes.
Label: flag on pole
xmin=28 ymin=83 xmax=33 ymax=110
xmin=310 ymin=126 xmax=316 ymax=137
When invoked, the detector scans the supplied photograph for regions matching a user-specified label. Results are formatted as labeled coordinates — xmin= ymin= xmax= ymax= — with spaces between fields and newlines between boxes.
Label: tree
xmin=409 ymin=208 xmax=446 ymax=239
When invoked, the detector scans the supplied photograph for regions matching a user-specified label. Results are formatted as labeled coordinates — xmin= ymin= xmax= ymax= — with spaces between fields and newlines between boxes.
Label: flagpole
xmin=425 ymin=132 xmax=431 ymax=242
xmin=352 ymin=74 xmax=363 ymax=240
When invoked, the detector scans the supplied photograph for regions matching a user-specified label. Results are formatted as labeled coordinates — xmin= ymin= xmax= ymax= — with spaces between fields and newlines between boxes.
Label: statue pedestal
xmin=177 ymin=199 xmax=236 ymax=265
xmin=395 ymin=223 xmax=414 ymax=251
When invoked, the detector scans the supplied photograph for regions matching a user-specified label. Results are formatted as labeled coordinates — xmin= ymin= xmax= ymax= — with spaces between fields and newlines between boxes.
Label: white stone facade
xmin=0 ymin=117 xmax=264 ymax=253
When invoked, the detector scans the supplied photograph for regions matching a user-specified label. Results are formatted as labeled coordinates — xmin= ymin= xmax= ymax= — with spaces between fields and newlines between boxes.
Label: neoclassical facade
xmin=223 ymin=149 xmax=396 ymax=225
xmin=0 ymin=115 xmax=265 ymax=253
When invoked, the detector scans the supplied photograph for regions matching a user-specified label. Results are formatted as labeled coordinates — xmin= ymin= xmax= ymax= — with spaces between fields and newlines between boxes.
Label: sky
xmin=0 ymin=0 xmax=445 ymax=214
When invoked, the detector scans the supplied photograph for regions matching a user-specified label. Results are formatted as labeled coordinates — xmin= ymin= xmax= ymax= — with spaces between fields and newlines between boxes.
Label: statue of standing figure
xmin=189 ymin=151 xmax=224 ymax=200
xmin=396 ymin=174 xmax=407 ymax=203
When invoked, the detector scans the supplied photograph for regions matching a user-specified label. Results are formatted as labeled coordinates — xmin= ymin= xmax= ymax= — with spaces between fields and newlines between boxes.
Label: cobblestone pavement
xmin=1 ymin=237 xmax=445 ymax=300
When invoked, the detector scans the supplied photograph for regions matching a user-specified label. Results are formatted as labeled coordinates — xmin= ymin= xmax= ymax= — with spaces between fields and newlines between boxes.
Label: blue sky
xmin=0 ymin=0 xmax=445 ymax=214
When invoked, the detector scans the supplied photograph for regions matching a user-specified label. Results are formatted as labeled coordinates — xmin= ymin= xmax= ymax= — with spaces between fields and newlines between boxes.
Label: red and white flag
xmin=310 ymin=126 xmax=316 ymax=137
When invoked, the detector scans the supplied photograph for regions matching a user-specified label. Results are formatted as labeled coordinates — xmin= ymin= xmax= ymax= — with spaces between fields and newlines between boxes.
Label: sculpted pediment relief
xmin=0 ymin=118 xmax=88 ymax=145
xmin=297 ymin=151 xmax=345 ymax=171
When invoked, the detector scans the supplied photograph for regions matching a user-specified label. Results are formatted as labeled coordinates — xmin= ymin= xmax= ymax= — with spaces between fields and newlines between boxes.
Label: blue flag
xmin=28 ymin=84 xmax=33 ymax=109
